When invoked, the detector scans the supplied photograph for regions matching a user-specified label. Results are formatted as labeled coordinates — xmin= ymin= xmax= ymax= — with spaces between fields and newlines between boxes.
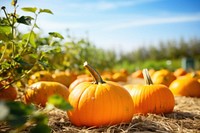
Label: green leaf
xmin=22 ymin=32 xmax=36 ymax=48
xmin=21 ymin=7 xmax=37 ymax=13
xmin=30 ymin=123 xmax=51 ymax=133
xmin=0 ymin=61 xmax=12 ymax=70
xmin=48 ymin=95 xmax=73 ymax=111
xmin=0 ymin=25 xmax=12 ymax=41
xmin=38 ymin=58 xmax=50 ymax=69
xmin=49 ymin=32 xmax=64 ymax=39
xmin=14 ymin=56 xmax=29 ymax=66
xmin=17 ymin=16 xmax=33 ymax=25
xmin=5 ymin=101 xmax=35 ymax=127
xmin=39 ymin=9 xmax=53 ymax=15
xmin=34 ymin=23 xmax=40 ymax=29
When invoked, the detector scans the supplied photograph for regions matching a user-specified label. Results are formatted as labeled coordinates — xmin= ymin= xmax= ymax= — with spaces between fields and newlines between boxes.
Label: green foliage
xmin=5 ymin=101 xmax=35 ymax=127
xmin=0 ymin=95 xmax=72 ymax=132
xmin=48 ymin=94 xmax=73 ymax=111
xmin=0 ymin=1 xmax=57 ymax=89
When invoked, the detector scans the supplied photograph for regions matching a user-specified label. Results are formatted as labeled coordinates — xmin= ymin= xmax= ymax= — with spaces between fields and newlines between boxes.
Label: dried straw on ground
xmin=48 ymin=96 xmax=200 ymax=133
xmin=0 ymin=96 xmax=200 ymax=133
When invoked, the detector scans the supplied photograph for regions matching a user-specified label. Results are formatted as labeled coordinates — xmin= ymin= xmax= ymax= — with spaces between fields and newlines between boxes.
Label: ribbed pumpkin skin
xmin=169 ymin=76 xmax=200 ymax=97
xmin=131 ymin=84 xmax=175 ymax=115
xmin=67 ymin=81 xmax=133 ymax=127
xmin=24 ymin=81 xmax=69 ymax=106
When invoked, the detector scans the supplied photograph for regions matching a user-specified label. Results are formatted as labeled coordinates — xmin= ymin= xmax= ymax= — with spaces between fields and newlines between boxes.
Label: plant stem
xmin=0 ymin=43 xmax=7 ymax=62
xmin=1 ymin=7 xmax=12 ymax=26
xmin=84 ymin=61 xmax=105 ymax=84
xmin=142 ymin=69 xmax=153 ymax=85
xmin=23 ymin=13 xmax=38 ymax=52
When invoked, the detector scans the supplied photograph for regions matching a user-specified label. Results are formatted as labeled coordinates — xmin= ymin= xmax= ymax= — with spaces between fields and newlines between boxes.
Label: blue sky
xmin=1 ymin=0 xmax=200 ymax=53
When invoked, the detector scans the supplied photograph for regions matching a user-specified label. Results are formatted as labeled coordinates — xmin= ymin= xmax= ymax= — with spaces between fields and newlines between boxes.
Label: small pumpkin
xmin=173 ymin=68 xmax=187 ymax=77
xmin=169 ymin=75 xmax=200 ymax=97
xmin=52 ymin=71 xmax=77 ymax=87
xmin=126 ymin=69 xmax=175 ymax=115
xmin=28 ymin=71 xmax=53 ymax=85
xmin=24 ymin=81 xmax=69 ymax=107
xmin=131 ymin=70 xmax=143 ymax=79
xmin=151 ymin=69 xmax=176 ymax=87
xmin=69 ymin=75 xmax=93 ymax=92
xmin=111 ymin=71 xmax=127 ymax=82
xmin=0 ymin=81 xmax=17 ymax=101
xmin=67 ymin=62 xmax=133 ymax=127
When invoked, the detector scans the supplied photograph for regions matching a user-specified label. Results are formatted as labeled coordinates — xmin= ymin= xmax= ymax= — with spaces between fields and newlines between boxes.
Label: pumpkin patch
xmin=1 ymin=1 xmax=200 ymax=132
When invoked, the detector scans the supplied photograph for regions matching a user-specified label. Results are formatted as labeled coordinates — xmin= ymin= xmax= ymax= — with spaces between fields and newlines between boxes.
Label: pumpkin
xmin=174 ymin=68 xmax=187 ymax=77
xmin=69 ymin=75 xmax=93 ymax=92
xmin=131 ymin=70 xmax=143 ymax=79
xmin=0 ymin=81 xmax=17 ymax=101
xmin=169 ymin=75 xmax=200 ymax=97
xmin=28 ymin=71 xmax=53 ymax=85
xmin=151 ymin=69 xmax=176 ymax=87
xmin=111 ymin=72 xmax=127 ymax=82
xmin=24 ymin=81 xmax=69 ymax=107
xmin=52 ymin=71 xmax=77 ymax=87
xmin=126 ymin=69 xmax=175 ymax=115
xmin=67 ymin=62 xmax=133 ymax=127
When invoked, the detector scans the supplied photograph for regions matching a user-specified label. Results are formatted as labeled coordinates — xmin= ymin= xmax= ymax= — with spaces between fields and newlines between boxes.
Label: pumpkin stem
xmin=142 ymin=69 xmax=153 ymax=85
xmin=84 ymin=61 xmax=105 ymax=84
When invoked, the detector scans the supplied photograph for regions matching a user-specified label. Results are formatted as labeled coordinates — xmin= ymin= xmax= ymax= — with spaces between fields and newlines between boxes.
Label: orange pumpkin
xmin=111 ymin=72 xmax=127 ymax=82
xmin=126 ymin=69 xmax=175 ymax=115
xmin=131 ymin=70 xmax=143 ymax=79
xmin=174 ymin=68 xmax=187 ymax=77
xmin=67 ymin=62 xmax=133 ymax=127
xmin=28 ymin=71 xmax=53 ymax=85
xmin=169 ymin=76 xmax=200 ymax=97
xmin=151 ymin=69 xmax=176 ymax=87
xmin=0 ymin=81 xmax=17 ymax=101
xmin=24 ymin=81 xmax=69 ymax=107
xmin=52 ymin=71 xmax=77 ymax=87
xmin=69 ymin=75 xmax=93 ymax=92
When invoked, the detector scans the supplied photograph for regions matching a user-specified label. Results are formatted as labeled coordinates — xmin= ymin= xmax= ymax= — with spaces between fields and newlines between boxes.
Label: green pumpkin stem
xmin=84 ymin=61 xmax=105 ymax=84
xmin=142 ymin=69 xmax=153 ymax=85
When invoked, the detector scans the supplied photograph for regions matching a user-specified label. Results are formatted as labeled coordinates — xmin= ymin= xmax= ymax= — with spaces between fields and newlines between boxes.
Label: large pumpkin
xmin=126 ymin=69 xmax=175 ymax=115
xmin=24 ymin=81 xmax=69 ymax=107
xmin=169 ymin=75 xmax=200 ymax=97
xmin=67 ymin=62 xmax=133 ymax=127
xmin=0 ymin=81 xmax=17 ymax=101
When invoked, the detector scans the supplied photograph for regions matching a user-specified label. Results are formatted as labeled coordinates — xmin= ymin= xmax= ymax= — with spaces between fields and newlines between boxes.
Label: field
xmin=1 ymin=3 xmax=200 ymax=133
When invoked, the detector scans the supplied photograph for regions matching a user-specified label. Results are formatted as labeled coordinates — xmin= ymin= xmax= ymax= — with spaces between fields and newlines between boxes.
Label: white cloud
xmin=106 ymin=13 xmax=200 ymax=31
